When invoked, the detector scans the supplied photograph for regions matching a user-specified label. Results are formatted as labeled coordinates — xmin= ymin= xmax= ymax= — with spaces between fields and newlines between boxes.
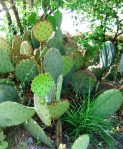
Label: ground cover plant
xmin=0 ymin=0 xmax=123 ymax=149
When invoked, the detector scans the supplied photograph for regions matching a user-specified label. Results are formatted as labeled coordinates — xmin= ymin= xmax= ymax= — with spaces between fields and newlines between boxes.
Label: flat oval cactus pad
xmin=31 ymin=73 xmax=55 ymax=98
xmin=33 ymin=20 xmax=53 ymax=42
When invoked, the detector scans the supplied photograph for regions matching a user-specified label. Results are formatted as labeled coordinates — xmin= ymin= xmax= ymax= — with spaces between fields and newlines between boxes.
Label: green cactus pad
xmin=71 ymin=70 xmax=97 ymax=94
xmin=23 ymin=30 xmax=31 ymax=41
xmin=48 ymin=100 xmax=70 ymax=120
xmin=34 ymin=97 xmax=51 ymax=126
xmin=31 ymin=31 xmax=40 ymax=49
xmin=0 ymin=79 xmax=15 ymax=86
xmin=91 ymin=89 xmax=123 ymax=119
xmin=12 ymin=35 xmax=22 ymax=56
xmin=33 ymin=20 xmax=53 ymax=42
xmin=0 ymin=101 xmax=35 ymax=127
xmin=15 ymin=59 xmax=38 ymax=83
xmin=0 ymin=141 xmax=8 ymax=149
xmin=24 ymin=119 xmax=54 ymax=147
xmin=0 ymin=49 xmax=14 ymax=73
xmin=62 ymin=56 xmax=73 ymax=76
xmin=72 ymin=51 xmax=84 ymax=71
xmin=71 ymin=134 xmax=90 ymax=149
xmin=0 ymin=129 xmax=6 ymax=142
xmin=20 ymin=41 xmax=33 ymax=56
xmin=43 ymin=48 xmax=63 ymax=82
xmin=56 ymin=74 xmax=63 ymax=101
xmin=0 ymin=37 xmax=12 ymax=57
xmin=31 ymin=73 xmax=55 ymax=98
xmin=0 ymin=84 xmax=18 ymax=103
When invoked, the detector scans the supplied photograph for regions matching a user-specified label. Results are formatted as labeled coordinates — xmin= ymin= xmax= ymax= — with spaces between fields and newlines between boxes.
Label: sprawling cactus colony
xmin=0 ymin=11 xmax=122 ymax=148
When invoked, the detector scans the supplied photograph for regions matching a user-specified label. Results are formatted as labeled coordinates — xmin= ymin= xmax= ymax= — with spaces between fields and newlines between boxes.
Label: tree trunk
xmin=0 ymin=1 xmax=17 ymax=34
xmin=9 ymin=0 xmax=23 ymax=34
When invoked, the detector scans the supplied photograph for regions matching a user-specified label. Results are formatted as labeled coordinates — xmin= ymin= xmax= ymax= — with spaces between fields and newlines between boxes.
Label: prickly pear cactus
xmin=0 ymin=37 xmax=12 ymax=57
xmin=0 ymin=84 xmax=18 ymax=103
xmin=71 ymin=134 xmax=90 ymax=149
xmin=15 ymin=59 xmax=38 ymax=83
xmin=0 ymin=79 xmax=15 ymax=86
xmin=0 ymin=101 xmax=35 ymax=127
xmin=23 ymin=30 xmax=31 ymax=41
xmin=48 ymin=100 xmax=70 ymax=120
xmin=24 ymin=119 xmax=54 ymax=147
xmin=31 ymin=31 xmax=40 ymax=49
xmin=43 ymin=48 xmax=63 ymax=82
xmin=71 ymin=70 xmax=97 ymax=94
xmin=91 ymin=89 xmax=123 ymax=119
xmin=47 ymin=30 xmax=65 ymax=55
xmin=0 ymin=49 xmax=14 ymax=73
xmin=0 ymin=129 xmax=6 ymax=142
xmin=56 ymin=74 xmax=63 ymax=101
xmin=0 ymin=141 xmax=8 ymax=149
xmin=62 ymin=56 xmax=73 ymax=76
xmin=33 ymin=20 xmax=53 ymax=42
xmin=31 ymin=73 xmax=55 ymax=98
xmin=120 ymin=54 xmax=123 ymax=75
xmin=12 ymin=35 xmax=22 ymax=56
xmin=72 ymin=51 xmax=85 ymax=71
xmin=20 ymin=41 xmax=33 ymax=56
xmin=100 ymin=41 xmax=116 ymax=68
xmin=34 ymin=97 xmax=51 ymax=126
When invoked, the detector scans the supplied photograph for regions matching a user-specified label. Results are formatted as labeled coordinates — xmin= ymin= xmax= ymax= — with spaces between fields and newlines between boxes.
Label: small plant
xmin=63 ymin=89 xmax=123 ymax=148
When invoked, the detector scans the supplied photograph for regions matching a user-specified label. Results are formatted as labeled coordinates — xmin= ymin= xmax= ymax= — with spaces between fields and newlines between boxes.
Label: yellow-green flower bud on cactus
xmin=33 ymin=20 xmax=53 ymax=42
xmin=20 ymin=41 xmax=33 ymax=56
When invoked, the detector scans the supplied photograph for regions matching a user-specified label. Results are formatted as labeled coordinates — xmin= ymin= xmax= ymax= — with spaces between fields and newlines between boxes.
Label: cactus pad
xmin=0 ymin=49 xmax=14 ymax=73
xmin=34 ymin=97 xmax=51 ymax=126
xmin=43 ymin=48 xmax=63 ymax=82
xmin=0 ymin=101 xmax=35 ymax=127
xmin=33 ymin=20 xmax=53 ymax=42
xmin=23 ymin=30 xmax=31 ymax=41
xmin=71 ymin=134 xmax=90 ymax=149
xmin=24 ymin=119 xmax=54 ymax=147
xmin=71 ymin=70 xmax=97 ymax=94
xmin=62 ymin=56 xmax=73 ymax=76
xmin=31 ymin=73 xmax=55 ymax=98
xmin=48 ymin=100 xmax=70 ymax=120
xmin=15 ymin=59 xmax=38 ymax=83
xmin=12 ymin=35 xmax=22 ymax=56
xmin=0 ymin=84 xmax=18 ymax=103
xmin=91 ymin=89 xmax=123 ymax=119
xmin=20 ymin=41 xmax=33 ymax=56
xmin=0 ymin=37 xmax=11 ymax=57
